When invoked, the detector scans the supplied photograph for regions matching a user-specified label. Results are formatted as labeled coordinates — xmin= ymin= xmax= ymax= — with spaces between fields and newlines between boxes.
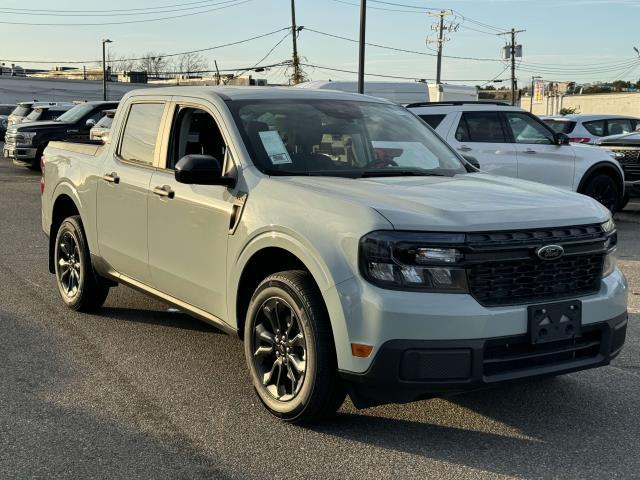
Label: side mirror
xmin=174 ymin=154 xmax=236 ymax=187
xmin=85 ymin=118 xmax=96 ymax=128
xmin=461 ymin=154 xmax=480 ymax=172
xmin=555 ymin=132 xmax=570 ymax=145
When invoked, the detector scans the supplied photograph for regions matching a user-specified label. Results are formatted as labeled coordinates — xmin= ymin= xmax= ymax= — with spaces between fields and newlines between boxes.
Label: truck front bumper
xmin=327 ymin=268 xmax=628 ymax=407
xmin=3 ymin=144 xmax=37 ymax=164
xmin=341 ymin=312 xmax=627 ymax=408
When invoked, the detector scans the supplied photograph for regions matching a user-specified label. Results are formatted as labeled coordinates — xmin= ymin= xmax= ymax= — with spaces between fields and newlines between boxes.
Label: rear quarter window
xmin=542 ymin=119 xmax=576 ymax=134
xmin=418 ymin=114 xmax=446 ymax=129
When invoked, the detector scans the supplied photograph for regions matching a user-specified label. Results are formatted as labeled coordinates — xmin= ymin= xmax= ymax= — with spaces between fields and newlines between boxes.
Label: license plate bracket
xmin=528 ymin=300 xmax=582 ymax=344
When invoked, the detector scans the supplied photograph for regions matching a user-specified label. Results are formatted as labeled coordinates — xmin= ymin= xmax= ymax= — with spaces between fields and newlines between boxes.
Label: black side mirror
xmin=555 ymin=132 xmax=570 ymax=145
xmin=174 ymin=154 xmax=236 ymax=187
xmin=461 ymin=154 xmax=480 ymax=172
xmin=85 ymin=118 xmax=96 ymax=128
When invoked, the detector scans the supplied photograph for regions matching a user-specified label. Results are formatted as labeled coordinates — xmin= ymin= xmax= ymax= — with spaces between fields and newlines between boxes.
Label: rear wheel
xmin=54 ymin=215 xmax=110 ymax=312
xmin=582 ymin=174 xmax=620 ymax=214
xmin=244 ymin=270 xmax=345 ymax=425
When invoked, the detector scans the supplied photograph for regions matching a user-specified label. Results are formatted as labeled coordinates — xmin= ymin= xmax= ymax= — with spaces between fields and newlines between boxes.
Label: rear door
xmin=503 ymin=111 xmax=575 ymax=190
xmin=445 ymin=111 xmax=518 ymax=177
xmin=97 ymin=100 xmax=169 ymax=283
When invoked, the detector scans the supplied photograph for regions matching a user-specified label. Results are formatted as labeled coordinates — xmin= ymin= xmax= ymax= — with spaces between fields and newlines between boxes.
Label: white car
xmin=408 ymin=102 xmax=625 ymax=212
xmin=41 ymin=87 xmax=627 ymax=423
xmin=541 ymin=114 xmax=640 ymax=144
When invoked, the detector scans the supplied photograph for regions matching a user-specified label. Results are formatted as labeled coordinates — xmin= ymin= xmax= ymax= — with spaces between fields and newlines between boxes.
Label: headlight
xmin=359 ymin=231 xmax=468 ymax=292
xmin=601 ymin=218 xmax=617 ymax=277
xmin=18 ymin=131 xmax=36 ymax=144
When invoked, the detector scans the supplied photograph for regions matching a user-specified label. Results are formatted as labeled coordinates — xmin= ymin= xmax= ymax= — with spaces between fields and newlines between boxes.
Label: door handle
xmin=457 ymin=145 xmax=472 ymax=152
xmin=524 ymin=148 xmax=537 ymax=154
xmin=153 ymin=185 xmax=175 ymax=199
xmin=103 ymin=172 xmax=120 ymax=184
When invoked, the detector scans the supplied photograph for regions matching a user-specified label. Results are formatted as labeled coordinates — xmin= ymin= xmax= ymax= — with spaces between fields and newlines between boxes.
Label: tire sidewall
xmin=584 ymin=174 xmax=619 ymax=213
xmin=54 ymin=218 xmax=89 ymax=309
xmin=244 ymin=279 xmax=318 ymax=419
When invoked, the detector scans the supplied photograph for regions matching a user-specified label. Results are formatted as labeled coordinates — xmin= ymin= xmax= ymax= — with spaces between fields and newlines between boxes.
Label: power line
xmin=0 ymin=0 xmax=224 ymax=13
xmin=234 ymin=31 xmax=291 ymax=77
xmin=0 ymin=27 xmax=290 ymax=65
xmin=0 ymin=0 xmax=254 ymax=25
xmin=0 ymin=0 xmax=243 ymax=17
xmin=304 ymin=27 xmax=503 ymax=62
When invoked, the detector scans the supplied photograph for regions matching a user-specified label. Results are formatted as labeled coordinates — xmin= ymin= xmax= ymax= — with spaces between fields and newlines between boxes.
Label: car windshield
xmin=55 ymin=104 xmax=92 ymax=123
xmin=95 ymin=115 xmax=113 ymax=129
xmin=229 ymin=99 xmax=466 ymax=177
xmin=26 ymin=109 xmax=44 ymax=121
xmin=12 ymin=105 xmax=32 ymax=117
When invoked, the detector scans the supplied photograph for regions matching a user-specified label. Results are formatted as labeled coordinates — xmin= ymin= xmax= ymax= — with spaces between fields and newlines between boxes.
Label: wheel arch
xmin=577 ymin=161 xmax=624 ymax=198
xmin=48 ymin=192 xmax=81 ymax=274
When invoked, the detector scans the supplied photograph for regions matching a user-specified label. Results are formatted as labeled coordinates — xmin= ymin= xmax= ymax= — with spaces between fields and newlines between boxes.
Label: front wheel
xmin=244 ymin=270 xmax=345 ymax=425
xmin=582 ymin=174 xmax=620 ymax=214
xmin=54 ymin=215 xmax=110 ymax=312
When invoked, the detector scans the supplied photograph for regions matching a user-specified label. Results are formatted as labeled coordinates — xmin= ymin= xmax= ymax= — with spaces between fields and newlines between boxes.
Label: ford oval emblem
xmin=536 ymin=244 xmax=565 ymax=261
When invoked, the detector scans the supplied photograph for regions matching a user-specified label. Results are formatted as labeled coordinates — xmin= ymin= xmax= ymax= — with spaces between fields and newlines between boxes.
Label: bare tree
xmin=136 ymin=52 xmax=169 ymax=78
xmin=171 ymin=52 xmax=209 ymax=78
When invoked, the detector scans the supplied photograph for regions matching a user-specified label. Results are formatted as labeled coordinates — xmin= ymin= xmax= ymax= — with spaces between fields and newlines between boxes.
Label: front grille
xmin=607 ymin=147 xmax=640 ymax=181
xmin=464 ymin=224 xmax=608 ymax=307
xmin=4 ymin=131 xmax=20 ymax=146
xmin=468 ymin=254 xmax=604 ymax=306
xmin=483 ymin=327 xmax=603 ymax=378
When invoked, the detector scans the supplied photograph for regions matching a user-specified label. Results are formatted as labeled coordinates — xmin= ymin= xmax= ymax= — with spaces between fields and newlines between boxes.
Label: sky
xmin=1 ymin=0 xmax=639 ymax=86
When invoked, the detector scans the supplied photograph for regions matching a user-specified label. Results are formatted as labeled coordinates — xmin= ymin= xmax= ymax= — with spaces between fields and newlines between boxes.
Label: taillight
xmin=39 ymin=154 xmax=45 ymax=194
xmin=569 ymin=137 xmax=592 ymax=143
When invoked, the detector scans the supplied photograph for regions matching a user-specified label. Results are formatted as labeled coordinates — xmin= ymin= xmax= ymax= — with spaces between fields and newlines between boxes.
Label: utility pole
xmin=357 ymin=0 xmax=367 ymax=94
xmin=498 ymin=28 xmax=525 ymax=106
xmin=427 ymin=10 xmax=458 ymax=85
xmin=101 ymin=39 xmax=112 ymax=101
xmin=290 ymin=0 xmax=303 ymax=84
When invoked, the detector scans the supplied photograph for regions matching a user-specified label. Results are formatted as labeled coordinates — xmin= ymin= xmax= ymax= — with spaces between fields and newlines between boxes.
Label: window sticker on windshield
xmin=258 ymin=130 xmax=292 ymax=165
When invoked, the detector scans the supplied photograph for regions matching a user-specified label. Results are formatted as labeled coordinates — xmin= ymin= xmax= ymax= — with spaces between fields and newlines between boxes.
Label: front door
xmin=446 ymin=111 xmax=518 ymax=178
xmin=147 ymin=103 xmax=235 ymax=320
xmin=97 ymin=101 xmax=167 ymax=283
xmin=503 ymin=111 xmax=576 ymax=190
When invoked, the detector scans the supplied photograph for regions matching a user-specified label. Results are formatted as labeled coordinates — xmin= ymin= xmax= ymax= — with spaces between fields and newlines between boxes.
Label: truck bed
xmin=47 ymin=140 xmax=104 ymax=157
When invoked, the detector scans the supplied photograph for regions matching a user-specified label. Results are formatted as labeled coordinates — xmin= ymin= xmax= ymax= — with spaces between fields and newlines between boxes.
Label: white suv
xmin=408 ymin=102 xmax=625 ymax=212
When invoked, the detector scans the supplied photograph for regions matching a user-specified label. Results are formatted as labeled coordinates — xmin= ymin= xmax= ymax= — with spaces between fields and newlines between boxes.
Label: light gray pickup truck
xmin=41 ymin=86 xmax=628 ymax=424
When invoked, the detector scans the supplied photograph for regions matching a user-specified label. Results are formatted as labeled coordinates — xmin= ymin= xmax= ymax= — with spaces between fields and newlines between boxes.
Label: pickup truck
xmin=5 ymin=100 xmax=118 ymax=169
xmin=41 ymin=87 xmax=628 ymax=424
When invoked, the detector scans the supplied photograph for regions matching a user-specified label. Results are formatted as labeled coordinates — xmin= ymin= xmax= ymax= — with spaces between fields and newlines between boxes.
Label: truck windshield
xmin=229 ymin=99 xmax=466 ymax=177
xmin=55 ymin=104 xmax=93 ymax=123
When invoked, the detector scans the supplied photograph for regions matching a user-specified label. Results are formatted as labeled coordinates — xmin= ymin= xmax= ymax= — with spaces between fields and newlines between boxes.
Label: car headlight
xmin=18 ymin=132 xmax=36 ymax=144
xmin=601 ymin=218 xmax=617 ymax=277
xmin=359 ymin=231 xmax=468 ymax=292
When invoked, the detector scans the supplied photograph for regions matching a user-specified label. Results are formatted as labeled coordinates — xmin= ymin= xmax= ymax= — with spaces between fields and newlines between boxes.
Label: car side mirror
xmin=461 ymin=154 xmax=480 ymax=172
xmin=555 ymin=132 xmax=570 ymax=145
xmin=174 ymin=154 xmax=236 ymax=187
xmin=85 ymin=118 xmax=96 ymax=128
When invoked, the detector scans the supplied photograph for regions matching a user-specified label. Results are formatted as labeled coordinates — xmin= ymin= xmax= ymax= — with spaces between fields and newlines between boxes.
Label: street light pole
xmin=357 ymin=0 xmax=366 ymax=94
xmin=102 ymin=39 xmax=112 ymax=101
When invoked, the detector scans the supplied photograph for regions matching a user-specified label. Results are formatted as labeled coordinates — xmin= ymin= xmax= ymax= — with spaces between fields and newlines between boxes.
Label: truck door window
xmin=119 ymin=103 xmax=165 ymax=165
xmin=456 ymin=112 xmax=507 ymax=143
xmin=167 ymin=107 xmax=226 ymax=169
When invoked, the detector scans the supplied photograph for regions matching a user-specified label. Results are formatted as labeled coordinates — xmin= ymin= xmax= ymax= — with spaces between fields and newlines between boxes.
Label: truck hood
xmin=13 ymin=120 xmax=72 ymax=132
xmin=283 ymin=173 xmax=609 ymax=231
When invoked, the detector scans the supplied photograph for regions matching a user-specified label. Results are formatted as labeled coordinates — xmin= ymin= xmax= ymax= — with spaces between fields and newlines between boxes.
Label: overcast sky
xmin=1 ymin=0 xmax=639 ymax=86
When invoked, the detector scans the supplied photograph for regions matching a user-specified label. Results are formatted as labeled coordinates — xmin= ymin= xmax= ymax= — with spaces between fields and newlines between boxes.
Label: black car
xmin=597 ymin=132 xmax=640 ymax=208
xmin=4 ymin=101 xmax=119 ymax=169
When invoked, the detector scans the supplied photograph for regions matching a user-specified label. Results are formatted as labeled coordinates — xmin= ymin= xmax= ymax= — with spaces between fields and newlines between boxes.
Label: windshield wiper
xmin=358 ymin=170 xmax=448 ymax=178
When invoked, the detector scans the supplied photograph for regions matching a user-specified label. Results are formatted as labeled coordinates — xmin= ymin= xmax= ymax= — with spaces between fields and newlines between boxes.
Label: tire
xmin=620 ymin=191 xmax=630 ymax=211
xmin=582 ymin=173 xmax=620 ymax=214
xmin=54 ymin=215 xmax=110 ymax=312
xmin=26 ymin=146 xmax=44 ymax=171
xmin=244 ymin=270 xmax=346 ymax=425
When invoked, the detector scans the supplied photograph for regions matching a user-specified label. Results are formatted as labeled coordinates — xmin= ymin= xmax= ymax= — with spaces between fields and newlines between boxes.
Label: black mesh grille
xmin=468 ymin=253 xmax=604 ymax=306
xmin=609 ymin=148 xmax=640 ymax=164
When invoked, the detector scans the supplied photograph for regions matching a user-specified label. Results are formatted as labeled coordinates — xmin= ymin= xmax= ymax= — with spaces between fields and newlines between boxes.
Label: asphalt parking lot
xmin=0 ymin=152 xmax=639 ymax=480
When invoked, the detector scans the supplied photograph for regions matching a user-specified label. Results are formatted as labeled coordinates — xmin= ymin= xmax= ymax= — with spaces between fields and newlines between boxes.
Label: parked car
xmin=595 ymin=131 xmax=640 ymax=208
xmin=407 ymin=102 xmax=625 ymax=213
xmin=7 ymin=101 xmax=55 ymax=127
xmin=41 ymin=87 xmax=627 ymax=424
xmin=0 ymin=103 xmax=15 ymax=138
xmin=4 ymin=101 xmax=118 ymax=169
xmin=541 ymin=114 xmax=640 ymax=144
xmin=23 ymin=104 xmax=74 ymax=124
xmin=89 ymin=109 xmax=116 ymax=143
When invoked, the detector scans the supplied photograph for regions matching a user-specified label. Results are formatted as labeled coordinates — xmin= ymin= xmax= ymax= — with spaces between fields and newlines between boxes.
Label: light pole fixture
xmin=102 ymin=39 xmax=113 ymax=101
xmin=529 ymin=75 xmax=542 ymax=112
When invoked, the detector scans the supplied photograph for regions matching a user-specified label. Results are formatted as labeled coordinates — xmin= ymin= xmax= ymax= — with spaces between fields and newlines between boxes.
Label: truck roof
xmin=124 ymin=85 xmax=391 ymax=104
